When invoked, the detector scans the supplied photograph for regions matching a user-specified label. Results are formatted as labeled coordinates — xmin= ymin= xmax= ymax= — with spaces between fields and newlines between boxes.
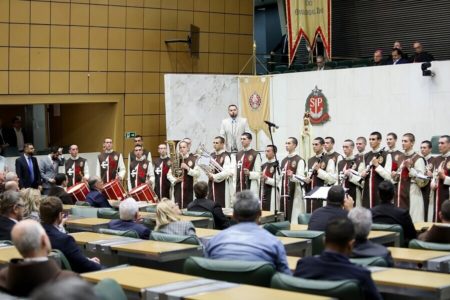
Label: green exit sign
xmin=125 ymin=132 xmax=136 ymax=139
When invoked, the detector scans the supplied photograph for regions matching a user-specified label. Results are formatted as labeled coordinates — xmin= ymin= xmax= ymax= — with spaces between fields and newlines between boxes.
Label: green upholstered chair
xmin=297 ymin=213 xmax=311 ymax=225
xmin=71 ymin=206 xmax=99 ymax=218
xmin=144 ymin=205 xmax=157 ymax=213
xmin=271 ymin=273 xmax=364 ymax=300
xmin=150 ymin=231 xmax=200 ymax=245
xmin=98 ymin=228 xmax=140 ymax=239
xmin=350 ymin=256 xmax=389 ymax=267
xmin=50 ymin=249 xmax=72 ymax=271
xmin=409 ymin=239 xmax=450 ymax=251
xmin=184 ymin=257 xmax=276 ymax=287
xmin=277 ymin=230 xmax=324 ymax=255
xmin=97 ymin=208 xmax=120 ymax=219
xmin=94 ymin=278 xmax=127 ymax=300
xmin=371 ymin=223 xmax=404 ymax=246
xmin=0 ymin=240 xmax=13 ymax=247
xmin=262 ymin=221 xmax=291 ymax=235
xmin=75 ymin=200 xmax=91 ymax=206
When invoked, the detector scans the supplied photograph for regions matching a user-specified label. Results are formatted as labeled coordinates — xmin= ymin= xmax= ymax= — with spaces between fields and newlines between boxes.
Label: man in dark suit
xmin=40 ymin=196 xmax=102 ymax=273
xmin=187 ymin=181 xmax=230 ymax=229
xmin=371 ymin=180 xmax=417 ymax=245
xmin=308 ymin=185 xmax=353 ymax=231
xmin=419 ymin=200 xmax=450 ymax=243
xmin=0 ymin=191 xmax=24 ymax=241
xmin=5 ymin=116 xmax=30 ymax=155
xmin=85 ymin=176 xmax=112 ymax=208
xmin=387 ymin=48 xmax=409 ymax=65
xmin=48 ymin=173 xmax=74 ymax=205
xmin=294 ymin=218 xmax=382 ymax=300
xmin=410 ymin=41 xmax=434 ymax=63
xmin=15 ymin=143 xmax=42 ymax=189
xmin=0 ymin=219 xmax=77 ymax=297
xmin=108 ymin=198 xmax=150 ymax=239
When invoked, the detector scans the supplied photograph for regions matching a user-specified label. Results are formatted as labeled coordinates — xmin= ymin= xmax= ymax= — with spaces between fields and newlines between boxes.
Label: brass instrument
xmin=166 ymin=140 xmax=183 ymax=179
xmin=195 ymin=143 xmax=224 ymax=174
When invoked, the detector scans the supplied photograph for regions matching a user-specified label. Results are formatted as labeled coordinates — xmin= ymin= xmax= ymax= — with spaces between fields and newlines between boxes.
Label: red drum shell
xmin=128 ymin=184 xmax=157 ymax=203
xmin=103 ymin=179 xmax=127 ymax=201
xmin=66 ymin=182 xmax=89 ymax=202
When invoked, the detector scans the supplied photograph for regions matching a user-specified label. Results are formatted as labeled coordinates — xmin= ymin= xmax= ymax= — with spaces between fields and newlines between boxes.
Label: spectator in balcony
xmin=388 ymin=48 xmax=408 ymax=65
xmin=392 ymin=41 xmax=409 ymax=60
xmin=371 ymin=50 xmax=385 ymax=66
xmin=313 ymin=56 xmax=330 ymax=71
xmin=410 ymin=42 xmax=434 ymax=63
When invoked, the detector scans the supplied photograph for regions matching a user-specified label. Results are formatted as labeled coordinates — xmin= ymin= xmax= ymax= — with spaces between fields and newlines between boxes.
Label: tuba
xmin=195 ymin=143 xmax=224 ymax=174
xmin=166 ymin=140 xmax=183 ymax=179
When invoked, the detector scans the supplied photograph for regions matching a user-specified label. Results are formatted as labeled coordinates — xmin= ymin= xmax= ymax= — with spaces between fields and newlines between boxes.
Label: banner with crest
xmin=239 ymin=76 xmax=271 ymax=138
xmin=286 ymin=0 xmax=332 ymax=65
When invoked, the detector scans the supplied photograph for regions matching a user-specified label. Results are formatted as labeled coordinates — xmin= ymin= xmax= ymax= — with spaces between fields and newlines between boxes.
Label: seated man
xmin=294 ymin=218 xmax=382 ymax=300
xmin=308 ymin=185 xmax=353 ymax=231
xmin=4 ymin=181 xmax=19 ymax=192
xmin=371 ymin=180 xmax=417 ymax=245
xmin=348 ymin=207 xmax=393 ymax=266
xmin=0 ymin=191 xmax=24 ymax=240
xmin=187 ymin=181 xmax=230 ymax=230
xmin=48 ymin=173 xmax=74 ymax=205
xmin=108 ymin=198 xmax=150 ymax=239
xmin=419 ymin=199 xmax=450 ymax=243
xmin=40 ymin=196 xmax=102 ymax=273
xmin=85 ymin=176 xmax=112 ymax=208
xmin=0 ymin=220 xmax=77 ymax=297
xmin=204 ymin=190 xmax=290 ymax=274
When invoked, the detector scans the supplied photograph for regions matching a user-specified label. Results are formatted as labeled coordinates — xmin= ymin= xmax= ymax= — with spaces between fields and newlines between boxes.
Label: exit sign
xmin=125 ymin=132 xmax=136 ymax=139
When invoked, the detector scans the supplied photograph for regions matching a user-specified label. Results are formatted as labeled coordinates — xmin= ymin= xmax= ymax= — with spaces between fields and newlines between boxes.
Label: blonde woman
xmin=21 ymin=188 xmax=42 ymax=221
xmin=155 ymin=198 xmax=196 ymax=236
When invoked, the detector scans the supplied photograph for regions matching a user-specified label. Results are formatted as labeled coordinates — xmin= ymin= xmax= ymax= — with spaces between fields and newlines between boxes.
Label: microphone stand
xmin=266 ymin=123 xmax=280 ymax=222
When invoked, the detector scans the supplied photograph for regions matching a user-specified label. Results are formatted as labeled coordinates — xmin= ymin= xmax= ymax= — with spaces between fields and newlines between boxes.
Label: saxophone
xmin=166 ymin=140 xmax=183 ymax=179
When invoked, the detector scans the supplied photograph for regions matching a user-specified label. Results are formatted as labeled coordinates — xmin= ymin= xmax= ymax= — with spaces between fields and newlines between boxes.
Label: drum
xmin=67 ymin=182 xmax=89 ymax=202
xmin=103 ymin=179 xmax=127 ymax=201
xmin=128 ymin=184 xmax=157 ymax=203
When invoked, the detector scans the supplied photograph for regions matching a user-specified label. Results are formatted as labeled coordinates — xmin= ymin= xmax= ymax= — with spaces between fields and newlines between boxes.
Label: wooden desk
xmin=69 ymin=231 xmax=141 ymax=254
xmin=0 ymin=246 xmax=21 ymax=264
xmin=63 ymin=204 xmax=75 ymax=213
xmin=109 ymin=200 xmax=154 ymax=211
xmin=287 ymin=255 xmax=300 ymax=271
xmin=415 ymin=222 xmax=435 ymax=232
xmin=290 ymin=224 xmax=308 ymax=231
xmin=388 ymin=247 xmax=450 ymax=272
xmin=184 ymin=284 xmax=331 ymax=300
xmin=111 ymin=240 xmax=203 ymax=262
xmin=196 ymin=228 xmax=220 ymax=238
xmin=223 ymin=209 xmax=285 ymax=224
xmin=370 ymin=267 xmax=450 ymax=299
xmin=65 ymin=217 xmax=110 ymax=232
xmin=140 ymin=212 xmax=213 ymax=229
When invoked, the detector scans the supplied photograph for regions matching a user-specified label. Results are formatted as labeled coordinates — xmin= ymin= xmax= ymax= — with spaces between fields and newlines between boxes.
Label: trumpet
xmin=195 ymin=143 xmax=224 ymax=175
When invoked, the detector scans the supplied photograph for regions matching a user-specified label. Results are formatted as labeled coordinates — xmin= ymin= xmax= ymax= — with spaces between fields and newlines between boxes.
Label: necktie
xmin=231 ymin=119 xmax=237 ymax=151
xmin=28 ymin=157 xmax=35 ymax=183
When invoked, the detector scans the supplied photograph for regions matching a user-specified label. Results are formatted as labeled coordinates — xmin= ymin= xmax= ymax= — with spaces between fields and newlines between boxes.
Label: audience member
xmin=4 ymin=171 xmax=19 ymax=183
xmin=21 ymin=188 xmax=41 ymax=221
xmin=48 ymin=173 xmax=74 ymax=204
xmin=40 ymin=196 xmax=102 ymax=273
xmin=418 ymin=199 xmax=450 ymax=243
xmin=388 ymin=48 xmax=408 ymax=65
xmin=348 ymin=207 xmax=393 ymax=266
xmin=0 ymin=191 xmax=24 ymax=240
xmin=371 ymin=180 xmax=417 ymax=245
xmin=4 ymin=181 xmax=19 ymax=192
xmin=85 ymin=176 xmax=112 ymax=208
xmin=372 ymin=49 xmax=384 ymax=66
xmin=294 ymin=218 xmax=382 ymax=300
xmin=308 ymin=185 xmax=353 ymax=231
xmin=155 ymin=198 xmax=197 ymax=236
xmin=392 ymin=40 xmax=409 ymax=60
xmin=108 ymin=198 xmax=150 ymax=239
xmin=0 ymin=220 xmax=77 ymax=297
xmin=411 ymin=41 xmax=434 ymax=63
xmin=39 ymin=146 xmax=65 ymax=195
xmin=187 ymin=181 xmax=230 ymax=230
xmin=205 ymin=190 xmax=291 ymax=274
xmin=0 ymin=171 xmax=4 ymax=193
xmin=15 ymin=143 xmax=42 ymax=189
xmin=314 ymin=55 xmax=329 ymax=71
xmin=31 ymin=277 xmax=96 ymax=300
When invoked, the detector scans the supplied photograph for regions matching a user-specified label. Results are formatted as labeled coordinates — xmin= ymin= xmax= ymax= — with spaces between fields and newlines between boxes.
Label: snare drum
xmin=103 ymin=179 xmax=127 ymax=201
xmin=128 ymin=183 xmax=157 ymax=203
xmin=67 ymin=182 xmax=89 ymax=202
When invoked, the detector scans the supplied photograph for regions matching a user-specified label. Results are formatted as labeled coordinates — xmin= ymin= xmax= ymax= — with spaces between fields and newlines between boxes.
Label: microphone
xmin=264 ymin=120 xmax=279 ymax=129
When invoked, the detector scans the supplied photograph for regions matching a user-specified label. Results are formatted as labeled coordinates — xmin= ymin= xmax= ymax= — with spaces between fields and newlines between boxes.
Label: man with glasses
xmin=361 ymin=132 xmax=392 ymax=208
xmin=207 ymin=136 xmax=232 ymax=208
xmin=127 ymin=144 xmax=154 ymax=191
xmin=96 ymin=137 xmax=125 ymax=184
xmin=0 ymin=190 xmax=25 ymax=240
xmin=234 ymin=132 xmax=261 ymax=197
xmin=64 ymin=144 xmax=89 ymax=188
xmin=15 ymin=143 xmax=42 ymax=189
xmin=153 ymin=143 xmax=171 ymax=199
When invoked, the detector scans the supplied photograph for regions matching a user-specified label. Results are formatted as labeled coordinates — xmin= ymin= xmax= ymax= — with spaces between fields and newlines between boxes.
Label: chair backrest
xmin=150 ymin=231 xmax=200 ymax=245
xmin=271 ymin=273 xmax=364 ymax=300
xmin=94 ymin=278 xmax=127 ymax=300
xmin=350 ymin=256 xmax=389 ymax=267
xmin=409 ymin=239 xmax=450 ymax=251
xmin=297 ymin=213 xmax=311 ymax=225
xmin=75 ymin=201 xmax=91 ymax=206
xmin=71 ymin=206 xmax=99 ymax=218
xmin=98 ymin=228 xmax=140 ymax=238
xmin=0 ymin=240 xmax=13 ymax=247
xmin=262 ymin=221 xmax=291 ymax=235
xmin=97 ymin=208 xmax=120 ymax=219
xmin=182 ymin=211 xmax=214 ymax=218
xmin=145 ymin=205 xmax=157 ymax=213
xmin=50 ymin=249 xmax=72 ymax=271
xmin=371 ymin=223 xmax=404 ymax=246
xmin=277 ymin=230 xmax=324 ymax=255
xmin=184 ymin=257 xmax=276 ymax=287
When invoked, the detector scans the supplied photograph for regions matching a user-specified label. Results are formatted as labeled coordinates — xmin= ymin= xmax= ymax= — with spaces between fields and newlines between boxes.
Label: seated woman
xmin=21 ymin=188 xmax=42 ymax=221
xmin=155 ymin=198 xmax=197 ymax=236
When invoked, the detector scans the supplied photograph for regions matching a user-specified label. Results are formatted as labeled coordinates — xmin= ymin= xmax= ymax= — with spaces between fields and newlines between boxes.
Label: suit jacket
xmin=419 ymin=224 xmax=450 ymax=244
xmin=4 ymin=127 xmax=30 ymax=148
xmin=371 ymin=203 xmax=417 ymax=245
xmin=86 ymin=190 xmax=113 ymax=208
xmin=0 ymin=258 xmax=77 ymax=297
xmin=0 ymin=216 xmax=16 ymax=241
xmin=15 ymin=154 xmax=42 ymax=189
xmin=108 ymin=219 xmax=150 ymax=239
xmin=39 ymin=155 xmax=65 ymax=189
xmin=219 ymin=117 xmax=250 ymax=152
xmin=351 ymin=238 xmax=394 ymax=266
xmin=308 ymin=204 xmax=348 ymax=231
xmin=42 ymin=223 xmax=102 ymax=273
xmin=48 ymin=185 xmax=75 ymax=205
xmin=388 ymin=58 xmax=409 ymax=65
xmin=187 ymin=198 xmax=230 ymax=229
